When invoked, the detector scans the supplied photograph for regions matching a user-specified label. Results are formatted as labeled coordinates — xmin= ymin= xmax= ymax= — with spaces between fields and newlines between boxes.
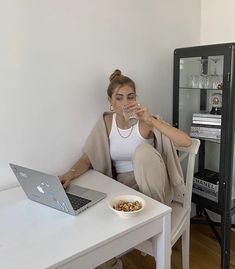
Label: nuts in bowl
xmin=109 ymin=195 xmax=146 ymax=218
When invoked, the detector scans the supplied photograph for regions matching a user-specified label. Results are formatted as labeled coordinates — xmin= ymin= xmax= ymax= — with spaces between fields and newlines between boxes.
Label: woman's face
xmin=109 ymin=85 xmax=136 ymax=116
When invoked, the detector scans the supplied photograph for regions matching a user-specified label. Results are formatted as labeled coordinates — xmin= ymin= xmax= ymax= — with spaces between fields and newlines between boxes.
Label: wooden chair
xmin=135 ymin=138 xmax=200 ymax=269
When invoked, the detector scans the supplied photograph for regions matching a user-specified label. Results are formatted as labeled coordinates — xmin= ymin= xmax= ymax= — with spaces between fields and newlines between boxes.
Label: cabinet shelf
xmin=179 ymin=87 xmax=223 ymax=91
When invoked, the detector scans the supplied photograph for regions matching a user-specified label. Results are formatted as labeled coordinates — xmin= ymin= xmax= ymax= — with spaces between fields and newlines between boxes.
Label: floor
xmin=120 ymin=222 xmax=235 ymax=269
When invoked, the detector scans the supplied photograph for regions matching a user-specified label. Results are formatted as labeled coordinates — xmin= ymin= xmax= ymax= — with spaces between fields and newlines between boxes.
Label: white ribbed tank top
xmin=109 ymin=113 xmax=153 ymax=173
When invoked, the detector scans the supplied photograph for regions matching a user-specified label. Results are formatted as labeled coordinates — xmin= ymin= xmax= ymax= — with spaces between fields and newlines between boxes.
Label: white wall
xmin=201 ymin=0 xmax=235 ymax=44
xmin=0 ymin=0 xmax=201 ymax=190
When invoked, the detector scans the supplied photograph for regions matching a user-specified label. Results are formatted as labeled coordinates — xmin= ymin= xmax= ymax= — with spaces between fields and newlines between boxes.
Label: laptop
xmin=9 ymin=163 xmax=107 ymax=216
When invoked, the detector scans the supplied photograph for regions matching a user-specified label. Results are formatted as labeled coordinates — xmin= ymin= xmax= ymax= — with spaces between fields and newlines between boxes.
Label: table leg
xmin=152 ymin=213 xmax=171 ymax=269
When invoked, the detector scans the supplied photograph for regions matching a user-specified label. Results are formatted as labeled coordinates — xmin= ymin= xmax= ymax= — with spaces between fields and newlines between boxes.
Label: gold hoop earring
xmin=109 ymin=104 xmax=114 ymax=111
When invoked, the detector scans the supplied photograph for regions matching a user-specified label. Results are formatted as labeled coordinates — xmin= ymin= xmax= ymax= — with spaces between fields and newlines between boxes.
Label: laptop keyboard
xmin=66 ymin=193 xmax=91 ymax=211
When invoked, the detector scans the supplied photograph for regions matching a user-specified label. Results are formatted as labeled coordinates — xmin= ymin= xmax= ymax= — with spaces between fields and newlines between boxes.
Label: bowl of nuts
xmin=109 ymin=195 xmax=146 ymax=218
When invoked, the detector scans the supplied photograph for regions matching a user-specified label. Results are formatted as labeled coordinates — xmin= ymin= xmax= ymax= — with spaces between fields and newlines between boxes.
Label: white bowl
xmin=109 ymin=195 xmax=146 ymax=219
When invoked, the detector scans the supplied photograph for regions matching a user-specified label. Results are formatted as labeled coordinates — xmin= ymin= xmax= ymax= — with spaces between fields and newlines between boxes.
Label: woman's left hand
xmin=124 ymin=102 xmax=153 ymax=126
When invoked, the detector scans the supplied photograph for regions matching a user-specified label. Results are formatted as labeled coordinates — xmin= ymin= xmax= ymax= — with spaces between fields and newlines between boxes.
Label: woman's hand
xmin=59 ymin=153 xmax=91 ymax=189
xmin=123 ymin=102 xmax=191 ymax=147
xmin=59 ymin=172 xmax=73 ymax=189
xmin=124 ymin=102 xmax=153 ymax=126
xmin=136 ymin=104 xmax=153 ymax=125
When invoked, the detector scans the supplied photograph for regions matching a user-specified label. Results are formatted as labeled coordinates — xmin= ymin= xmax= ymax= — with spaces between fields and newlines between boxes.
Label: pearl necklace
xmin=116 ymin=125 xmax=134 ymax=139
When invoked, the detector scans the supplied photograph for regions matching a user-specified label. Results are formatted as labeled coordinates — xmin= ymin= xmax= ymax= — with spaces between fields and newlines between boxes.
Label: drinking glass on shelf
xmin=189 ymin=74 xmax=199 ymax=88
xmin=196 ymin=58 xmax=209 ymax=89
xmin=189 ymin=58 xmax=208 ymax=88
xmin=209 ymin=58 xmax=223 ymax=89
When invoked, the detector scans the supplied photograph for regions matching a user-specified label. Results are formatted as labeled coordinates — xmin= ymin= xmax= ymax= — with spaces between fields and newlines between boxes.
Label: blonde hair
xmin=107 ymin=69 xmax=136 ymax=97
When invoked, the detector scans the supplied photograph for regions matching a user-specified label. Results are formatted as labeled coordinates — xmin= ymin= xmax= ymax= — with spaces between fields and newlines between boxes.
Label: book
xmin=193 ymin=169 xmax=219 ymax=190
xmin=192 ymin=188 xmax=218 ymax=202
xmin=193 ymin=177 xmax=219 ymax=192
xmin=193 ymin=185 xmax=218 ymax=197
xmin=192 ymin=112 xmax=221 ymax=119
xmin=191 ymin=124 xmax=221 ymax=129
xmin=194 ymin=169 xmax=220 ymax=183
xmin=190 ymin=124 xmax=221 ymax=140
xmin=192 ymin=112 xmax=221 ymax=126
xmin=192 ymin=120 xmax=221 ymax=126
xmin=193 ymin=169 xmax=220 ymax=201
xmin=193 ymin=185 xmax=235 ymax=202
xmin=190 ymin=111 xmax=221 ymax=140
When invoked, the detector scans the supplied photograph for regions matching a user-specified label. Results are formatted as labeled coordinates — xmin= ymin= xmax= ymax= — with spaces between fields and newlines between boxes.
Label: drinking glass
xmin=189 ymin=74 xmax=199 ymax=88
xmin=197 ymin=58 xmax=209 ymax=89
xmin=122 ymin=105 xmax=138 ymax=127
xmin=209 ymin=58 xmax=223 ymax=89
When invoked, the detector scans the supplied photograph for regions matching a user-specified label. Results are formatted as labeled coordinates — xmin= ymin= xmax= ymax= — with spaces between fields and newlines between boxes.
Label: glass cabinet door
xmin=177 ymin=55 xmax=224 ymax=204
xmin=173 ymin=43 xmax=235 ymax=269
xmin=178 ymin=55 xmax=224 ymax=202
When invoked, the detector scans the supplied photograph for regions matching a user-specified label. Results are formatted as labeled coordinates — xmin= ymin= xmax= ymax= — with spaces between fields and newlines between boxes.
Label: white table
xmin=0 ymin=170 xmax=171 ymax=269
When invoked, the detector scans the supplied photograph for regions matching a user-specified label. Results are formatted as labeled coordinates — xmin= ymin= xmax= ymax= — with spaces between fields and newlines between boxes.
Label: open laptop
xmin=9 ymin=163 xmax=106 ymax=216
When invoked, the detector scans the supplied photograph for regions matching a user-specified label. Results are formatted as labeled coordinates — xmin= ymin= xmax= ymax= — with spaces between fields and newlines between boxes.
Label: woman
xmin=60 ymin=69 xmax=191 ymax=269
xmin=59 ymin=69 xmax=192 ymax=205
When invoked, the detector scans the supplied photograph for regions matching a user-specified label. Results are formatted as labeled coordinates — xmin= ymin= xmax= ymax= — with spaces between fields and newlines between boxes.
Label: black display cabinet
xmin=173 ymin=43 xmax=235 ymax=269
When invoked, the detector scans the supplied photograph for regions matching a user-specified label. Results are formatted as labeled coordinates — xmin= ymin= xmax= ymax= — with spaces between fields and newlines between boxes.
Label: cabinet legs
xmin=221 ymin=213 xmax=231 ymax=269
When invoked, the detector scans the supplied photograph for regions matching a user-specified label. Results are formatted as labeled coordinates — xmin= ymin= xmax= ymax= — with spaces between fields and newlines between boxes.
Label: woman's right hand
xmin=59 ymin=153 xmax=91 ymax=189
xmin=59 ymin=172 xmax=73 ymax=189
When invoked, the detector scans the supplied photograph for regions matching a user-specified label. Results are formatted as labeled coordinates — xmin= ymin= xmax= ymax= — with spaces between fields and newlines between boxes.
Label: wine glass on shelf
xmin=197 ymin=58 xmax=209 ymax=89
xmin=190 ymin=74 xmax=199 ymax=88
xmin=189 ymin=58 xmax=208 ymax=88
xmin=209 ymin=58 xmax=223 ymax=89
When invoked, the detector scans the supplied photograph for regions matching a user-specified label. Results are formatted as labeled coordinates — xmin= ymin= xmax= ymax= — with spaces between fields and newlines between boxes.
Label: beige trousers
xmin=116 ymin=143 xmax=174 ymax=206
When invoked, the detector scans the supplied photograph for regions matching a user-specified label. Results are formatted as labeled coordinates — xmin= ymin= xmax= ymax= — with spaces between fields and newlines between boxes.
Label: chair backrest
xmin=173 ymin=138 xmax=200 ymax=210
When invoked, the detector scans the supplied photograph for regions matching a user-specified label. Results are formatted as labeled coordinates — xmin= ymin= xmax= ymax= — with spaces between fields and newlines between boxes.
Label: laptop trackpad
xmin=66 ymin=185 xmax=89 ymax=196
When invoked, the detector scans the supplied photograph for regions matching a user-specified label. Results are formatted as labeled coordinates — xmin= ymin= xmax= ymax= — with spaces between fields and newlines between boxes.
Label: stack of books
xmin=193 ymin=169 xmax=235 ymax=202
xmin=193 ymin=169 xmax=219 ymax=202
xmin=190 ymin=112 xmax=221 ymax=140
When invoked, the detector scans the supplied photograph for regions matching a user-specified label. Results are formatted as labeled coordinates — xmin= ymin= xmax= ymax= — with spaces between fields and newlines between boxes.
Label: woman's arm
xmin=126 ymin=102 xmax=192 ymax=147
xmin=146 ymin=116 xmax=192 ymax=147
xmin=59 ymin=153 xmax=91 ymax=189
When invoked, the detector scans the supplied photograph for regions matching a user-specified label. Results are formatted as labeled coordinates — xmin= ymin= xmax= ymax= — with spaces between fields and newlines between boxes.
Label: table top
xmin=0 ymin=170 xmax=171 ymax=269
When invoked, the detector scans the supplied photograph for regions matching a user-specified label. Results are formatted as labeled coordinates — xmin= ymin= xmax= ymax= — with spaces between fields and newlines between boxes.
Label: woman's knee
xmin=133 ymin=143 xmax=162 ymax=166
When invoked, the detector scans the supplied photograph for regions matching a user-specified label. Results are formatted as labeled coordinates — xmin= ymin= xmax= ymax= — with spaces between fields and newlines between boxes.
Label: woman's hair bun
xmin=109 ymin=69 xmax=122 ymax=82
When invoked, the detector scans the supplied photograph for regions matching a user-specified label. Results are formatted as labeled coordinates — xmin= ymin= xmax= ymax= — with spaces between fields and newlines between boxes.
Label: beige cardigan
xmin=84 ymin=113 xmax=186 ymax=195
